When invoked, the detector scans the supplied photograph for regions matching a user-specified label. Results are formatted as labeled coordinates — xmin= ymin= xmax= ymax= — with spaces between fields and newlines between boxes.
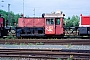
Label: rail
xmin=0 ymin=49 xmax=90 ymax=59
xmin=0 ymin=39 xmax=90 ymax=45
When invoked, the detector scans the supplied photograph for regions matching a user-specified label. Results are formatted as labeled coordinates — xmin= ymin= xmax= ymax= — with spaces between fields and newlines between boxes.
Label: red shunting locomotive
xmin=16 ymin=11 xmax=65 ymax=37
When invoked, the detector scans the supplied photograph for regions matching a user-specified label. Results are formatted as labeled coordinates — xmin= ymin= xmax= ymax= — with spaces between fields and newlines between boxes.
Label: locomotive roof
xmin=44 ymin=11 xmax=65 ymax=18
xmin=20 ymin=17 xmax=44 ymax=18
xmin=44 ymin=13 xmax=64 ymax=18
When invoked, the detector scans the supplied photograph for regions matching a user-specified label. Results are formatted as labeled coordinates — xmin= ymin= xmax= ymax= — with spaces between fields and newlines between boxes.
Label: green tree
xmin=0 ymin=9 xmax=20 ymax=26
xmin=64 ymin=15 xmax=79 ymax=27
xmin=70 ymin=15 xmax=79 ymax=27
xmin=57 ymin=58 xmax=61 ymax=60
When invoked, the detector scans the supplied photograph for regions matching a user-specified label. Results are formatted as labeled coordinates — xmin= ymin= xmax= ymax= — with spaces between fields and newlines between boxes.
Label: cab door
xmin=55 ymin=18 xmax=63 ymax=35
xmin=45 ymin=18 xmax=55 ymax=34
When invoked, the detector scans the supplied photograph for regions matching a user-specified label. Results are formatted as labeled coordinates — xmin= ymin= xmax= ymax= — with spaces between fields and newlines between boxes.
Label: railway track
xmin=0 ymin=49 xmax=90 ymax=60
xmin=0 ymin=39 xmax=90 ymax=45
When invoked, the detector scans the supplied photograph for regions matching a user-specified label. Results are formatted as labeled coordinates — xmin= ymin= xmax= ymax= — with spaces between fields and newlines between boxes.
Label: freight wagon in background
xmin=0 ymin=14 xmax=9 ymax=37
xmin=78 ymin=14 xmax=90 ymax=35
xmin=0 ymin=15 xmax=3 ymax=37
xmin=16 ymin=11 xmax=65 ymax=38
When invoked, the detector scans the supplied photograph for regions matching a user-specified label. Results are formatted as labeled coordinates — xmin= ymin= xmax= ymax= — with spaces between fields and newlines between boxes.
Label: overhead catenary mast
xmin=22 ymin=0 xmax=25 ymax=27
xmin=33 ymin=8 xmax=35 ymax=17
xmin=23 ymin=0 xmax=24 ymax=17
xmin=8 ymin=4 xmax=10 ymax=26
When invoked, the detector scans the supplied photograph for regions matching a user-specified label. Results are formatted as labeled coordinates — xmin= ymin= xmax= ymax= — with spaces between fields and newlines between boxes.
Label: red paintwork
xmin=18 ymin=18 xmax=24 ymax=27
xmin=0 ymin=18 xmax=3 ymax=27
xmin=24 ymin=18 xmax=33 ymax=27
xmin=81 ymin=16 xmax=90 ymax=25
xmin=34 ymin=18 xmax=45 ymax=27
xmin=18 ymin=17 xmax=44 ymax=27
xmin=55 ymin=18 xmax=64 ymax=35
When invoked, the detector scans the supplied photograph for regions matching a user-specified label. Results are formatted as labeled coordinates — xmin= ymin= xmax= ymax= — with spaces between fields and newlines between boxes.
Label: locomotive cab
xmin=44 ymin=11 xmax=65 ymax=35
xmin=45 ymin=18 xmax=55 ymax=34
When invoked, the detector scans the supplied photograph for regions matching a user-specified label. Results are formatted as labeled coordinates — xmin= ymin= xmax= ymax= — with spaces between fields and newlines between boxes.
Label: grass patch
xmin=36 ymin=42 xmax=44 ymax=45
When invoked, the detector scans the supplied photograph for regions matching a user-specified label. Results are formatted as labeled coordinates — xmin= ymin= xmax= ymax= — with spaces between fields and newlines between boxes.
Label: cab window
xmin=46 ymin=18 xmax=54 ymax=25
xmin=55 ymin=18 xmax=60 ymax=25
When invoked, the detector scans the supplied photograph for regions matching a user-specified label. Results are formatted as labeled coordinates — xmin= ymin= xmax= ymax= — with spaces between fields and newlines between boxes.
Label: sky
xmin=0 ymin=0 xmax=90 ymax=18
